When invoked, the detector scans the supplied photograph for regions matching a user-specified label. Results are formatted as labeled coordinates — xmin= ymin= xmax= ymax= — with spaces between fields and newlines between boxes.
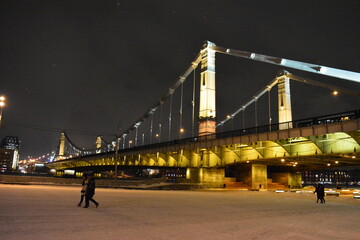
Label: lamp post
xmin=0 ymin=96 xmax=5 ymax=129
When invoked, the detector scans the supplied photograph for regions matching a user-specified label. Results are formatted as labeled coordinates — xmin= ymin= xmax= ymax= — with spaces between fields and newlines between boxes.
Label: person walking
xmin=314 ymin=183 xmax=325 ymax=203
xmin=77 ymin=174 xmax=87 ymax=207
xmin=83 ymin=174 xmax=99 ymax=208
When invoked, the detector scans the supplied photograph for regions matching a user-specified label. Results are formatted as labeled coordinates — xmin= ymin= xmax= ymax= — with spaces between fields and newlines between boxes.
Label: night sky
xmin=1 ymin=0 xmax=359 ymax=159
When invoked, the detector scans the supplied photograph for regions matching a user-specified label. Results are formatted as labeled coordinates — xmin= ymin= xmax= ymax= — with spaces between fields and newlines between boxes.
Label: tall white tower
xmin=198 ymin=41 xmax=216 ymax=136
xmin=277 ymin=71 xmax=293 ymax=130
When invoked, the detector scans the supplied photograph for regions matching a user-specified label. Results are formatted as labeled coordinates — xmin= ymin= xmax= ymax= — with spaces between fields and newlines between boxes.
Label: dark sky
xmin=1 ymin=0 xmax=359 ymax=159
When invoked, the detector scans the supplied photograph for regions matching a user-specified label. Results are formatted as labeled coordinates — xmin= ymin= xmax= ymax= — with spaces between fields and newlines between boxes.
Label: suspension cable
xmin=168 ymin=91 xmax=173 ymax=141
xmin=179 ymin=80 xmax=184 ymax=139
xmin=159 ymin=103 xmax=162 ymax=143
xmin=255 ymin=98 xmax=258 ymax=127
xmin=150 ymin=112 xmax=153 ymax=144
xmin=268 ymin=88 xmax=272 ymax=131
xmin=192 ymin=66 xmax=196 ymax=137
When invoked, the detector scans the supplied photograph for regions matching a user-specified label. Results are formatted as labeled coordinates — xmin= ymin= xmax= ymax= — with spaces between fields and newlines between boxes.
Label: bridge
xmin=46 ymin=41 xmax=360 ymax=189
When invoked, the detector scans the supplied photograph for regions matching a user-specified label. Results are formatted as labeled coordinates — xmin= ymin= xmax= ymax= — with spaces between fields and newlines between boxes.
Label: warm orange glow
xmin=332 ymin=90 xmax=338 ymax=96
xmin=198 ymin=120 xmax=216 ymax=136
xmin=180 ymin=128 xmax=184 ymax=133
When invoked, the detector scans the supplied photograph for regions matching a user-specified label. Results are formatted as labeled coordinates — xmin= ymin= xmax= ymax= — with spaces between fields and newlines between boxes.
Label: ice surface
xmin=0 ymin=184 xmax=359 ymax=240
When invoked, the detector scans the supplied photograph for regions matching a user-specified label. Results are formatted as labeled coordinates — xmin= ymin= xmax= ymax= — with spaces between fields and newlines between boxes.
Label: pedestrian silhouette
xmin=83 ymin=175 xmax=99 ymax=208
xmin=314 ymin=183 xmax=326 ymax=203
xmin=77 ymin=174 xmax=87 ymax=207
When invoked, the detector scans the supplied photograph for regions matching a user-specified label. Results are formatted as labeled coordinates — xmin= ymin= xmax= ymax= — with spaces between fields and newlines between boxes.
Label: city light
xmin=332 ymin=90 xmax=338 ymax=96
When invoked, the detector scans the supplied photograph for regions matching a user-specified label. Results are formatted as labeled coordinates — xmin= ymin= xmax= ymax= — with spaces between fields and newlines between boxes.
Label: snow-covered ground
xmin=0 ymin=184 xmax=359 ymax=240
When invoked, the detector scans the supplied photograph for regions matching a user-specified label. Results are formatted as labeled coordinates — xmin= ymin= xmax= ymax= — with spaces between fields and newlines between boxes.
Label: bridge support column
xmin=58 ymin=132 xmax=66 ymax=160
xmin=271 ymin=172 xmax=302 ymax=189
xmin=277 ymin=71 xmax=293 ymax=130
xmin=236 ymin=164 xmax=268 ymax=190
xmin=96 ymin=136 xmax=102 ymax=153
xmin=198 ymin=41 xmax=216 ymax=136
xmin=186 ymin=167 xmax=225 ymax=188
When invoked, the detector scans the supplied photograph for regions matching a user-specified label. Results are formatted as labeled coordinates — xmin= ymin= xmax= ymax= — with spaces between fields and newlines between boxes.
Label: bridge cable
xmin=192 ymin=67 xmax=196 ymax=137
xmin=158 ymin=103 xmax=163 ymax=143
xmin=217 ymin=77 xmax=279 ymax=128
xmin=150 ymin=112 xmax=154 ymax=144
xmin=168 ymin=91 xmax=173 ymax=141
xmin=179 ymin=81 xmax=184 ymax=139
xmin=255 ymin=98 xmax=258 ymax=128
xmin=286 ymin=73 xmax=360 ymax=97
xmin=268 ymin=89 xmax=272 ymax=131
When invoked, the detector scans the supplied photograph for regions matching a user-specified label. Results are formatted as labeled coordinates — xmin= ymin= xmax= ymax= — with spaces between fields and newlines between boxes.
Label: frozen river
xmin=0 ymin=184 xmax=359 ymax=240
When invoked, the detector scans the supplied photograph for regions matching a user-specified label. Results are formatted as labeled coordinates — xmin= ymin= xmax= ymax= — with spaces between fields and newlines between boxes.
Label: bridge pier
xmin=271 ymin=172 xmax=302 ymax=189
xmin=186 ymin=167 xmax=225 ymax=188
xmin=235 ymin=164 xmax=268 ymax=190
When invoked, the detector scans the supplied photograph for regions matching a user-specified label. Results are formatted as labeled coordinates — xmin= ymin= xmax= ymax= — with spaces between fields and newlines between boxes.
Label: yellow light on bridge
xmin=332 ymin=90 xmax=338 ymax=96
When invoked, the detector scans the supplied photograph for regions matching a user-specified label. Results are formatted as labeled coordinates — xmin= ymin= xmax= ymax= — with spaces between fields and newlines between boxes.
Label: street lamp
xmin=129 ymin=140 xmax=133 ymax=148
xmin=0 ymin=96 xmax=5 ymax=128
xmin=180 ymin=128 xmax=184 ymax=139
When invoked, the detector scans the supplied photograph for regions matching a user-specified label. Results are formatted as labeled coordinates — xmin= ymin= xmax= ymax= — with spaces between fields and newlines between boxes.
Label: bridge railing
xmin=119 ymin=109 xmax=359 ymax=153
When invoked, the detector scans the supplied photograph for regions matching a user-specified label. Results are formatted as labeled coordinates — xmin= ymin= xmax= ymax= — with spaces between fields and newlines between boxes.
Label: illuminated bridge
xmin=47 ymin=41 xmax=360 ymax=189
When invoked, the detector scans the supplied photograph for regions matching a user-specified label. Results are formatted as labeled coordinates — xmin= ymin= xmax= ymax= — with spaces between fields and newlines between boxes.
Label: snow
xmin=0 ymin=184 xmax=359 ymax=240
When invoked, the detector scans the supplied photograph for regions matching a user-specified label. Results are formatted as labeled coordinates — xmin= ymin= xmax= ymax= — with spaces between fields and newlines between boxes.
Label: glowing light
xmin=0 ymin=96 xmax=5 ymax=101
xmin=155 ymin=134 xmax=159 ymax=137
xmin=281 ymin=159 xmax=285 ymax=162
xmin=246 ymin=161 xmax=250 ymax=163
xmin=335 ymin=161 xmax=339 ymax=164
xmin=226 ymin=115 xmax=231 ymax=119
xmin=332 ymin=90 xmax=338 ymax=96
xmin=180 ymin=128 xmax=184 ymax=133
xmin=352 ymin=156 xmax=356 ymax=159
xmin=327 ymin=163 xmax=331 ymax=166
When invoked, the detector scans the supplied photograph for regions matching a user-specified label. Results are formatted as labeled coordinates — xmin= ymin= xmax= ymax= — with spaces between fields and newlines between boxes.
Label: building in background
xmin=0 ymin=136 xmax=20 ymax=171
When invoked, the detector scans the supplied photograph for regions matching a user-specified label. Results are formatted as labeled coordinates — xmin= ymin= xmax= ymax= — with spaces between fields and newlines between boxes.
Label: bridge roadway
xmin=48 ymin=113 xmax=360 ymax=171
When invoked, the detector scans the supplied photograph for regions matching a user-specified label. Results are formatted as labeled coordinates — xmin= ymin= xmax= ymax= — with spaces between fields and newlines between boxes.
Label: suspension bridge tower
xmin=277 ymin=70 xmax=293 ymax=130
xmin=198 ymin=41 xmax=217 ymax=136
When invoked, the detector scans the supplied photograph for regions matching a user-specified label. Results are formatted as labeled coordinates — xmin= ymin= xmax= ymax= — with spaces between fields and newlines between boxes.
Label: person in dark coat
xmin=77 ymin=174 xmax=87 ymax=207
xmin=83 ymin=175 xmax=99 ymax=208
xmin=314 ymin=183 xmax=325 ymax=203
